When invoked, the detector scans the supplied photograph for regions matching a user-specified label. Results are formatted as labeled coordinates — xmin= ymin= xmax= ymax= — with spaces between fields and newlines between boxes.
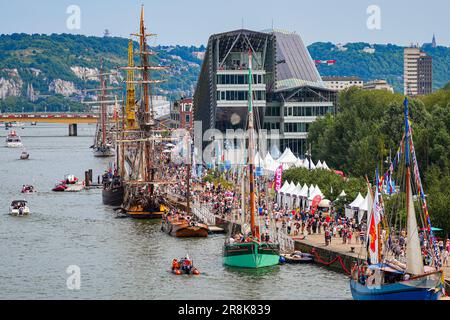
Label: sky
xmin=0 ymin=0 xmax=449 ymax=47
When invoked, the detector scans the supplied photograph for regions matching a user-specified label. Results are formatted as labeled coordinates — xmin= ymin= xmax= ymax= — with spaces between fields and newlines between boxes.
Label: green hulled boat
xmin=222 ymin=49 xmax=280 ymax=268
xmin=223 ymin=241 xmax=280 ymax=268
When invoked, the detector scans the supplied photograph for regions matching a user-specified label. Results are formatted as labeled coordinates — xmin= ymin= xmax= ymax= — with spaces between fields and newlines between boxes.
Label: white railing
xmin=192 ymin=201 xmax=216 ymax=225
xmin=274 ymin=229 xmax=295 ymax=253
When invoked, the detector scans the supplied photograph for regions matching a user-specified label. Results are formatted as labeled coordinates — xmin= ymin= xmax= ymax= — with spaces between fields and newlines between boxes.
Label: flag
xmin=373 ymin=168 xmax=383 ymax=225
xmin=274 ymin=165 xmax=283 ymax=192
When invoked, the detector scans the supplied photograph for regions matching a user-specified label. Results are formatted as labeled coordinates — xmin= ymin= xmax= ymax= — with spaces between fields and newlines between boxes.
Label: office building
xmin=193 ymin=29 xmax=337 ymax=157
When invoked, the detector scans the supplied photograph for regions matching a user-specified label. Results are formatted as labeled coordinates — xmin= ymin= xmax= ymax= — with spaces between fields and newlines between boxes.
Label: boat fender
xmin=193 ymin=269 xmax=200 ymax=275
xmin=279 ymin=256 xmax=286 ymax=264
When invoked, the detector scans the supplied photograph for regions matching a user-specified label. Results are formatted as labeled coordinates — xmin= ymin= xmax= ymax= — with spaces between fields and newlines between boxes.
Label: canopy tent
xmin=318 ymin=199 xmax=331 ymax=208
xmin=278 ymin=181 xmax=290 ymax=194
xmin=254 ymin=151 xmax=265 ymax=168
xmin=308 ymin=184 xmax=315 ymax=197
xmin=294 ymin=158 xmax=304 ymax=168
xmin=316 ymin=160 xmax=323 ymax=169
xmin=278 ymin=148 xmax=298 ymax=165
xmin=359 ymin=193 xmax=370 ymax=212
xmin=337 ymin=190 xmax=347 ymax=198
xmin=314 ymin=185 xmax=324 ymax=197
xmin=349 ymin=192 xmax=364 ymax=208
xmin=284 ymin=181 xmax=297 ymax=208
xmin=299 ymin=184 xmax=309 ymax=197
xmin=322 ymin=161 xmax=330 ymax=170
xmin=277 ymin=180 xmax=290 ymax=205
xmin=309 ymin=160 xmax=316 ymax=170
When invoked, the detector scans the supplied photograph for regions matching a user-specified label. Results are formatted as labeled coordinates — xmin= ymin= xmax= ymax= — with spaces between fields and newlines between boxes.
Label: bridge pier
xmin=68 ymin=124 xmax=78 ymax=136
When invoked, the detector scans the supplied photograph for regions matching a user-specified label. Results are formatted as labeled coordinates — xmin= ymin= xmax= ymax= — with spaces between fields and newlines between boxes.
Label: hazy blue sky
xmin=0 ymin=0 xmax=448 ymax=46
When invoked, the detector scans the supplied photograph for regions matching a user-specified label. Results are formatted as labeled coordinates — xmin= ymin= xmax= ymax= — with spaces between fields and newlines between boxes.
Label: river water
xmin=0 ymin=124 xmax=351 ymax=300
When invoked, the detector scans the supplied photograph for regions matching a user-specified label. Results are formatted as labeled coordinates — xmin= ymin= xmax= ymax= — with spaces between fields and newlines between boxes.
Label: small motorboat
xmin=20 ymin=150 xmax=30 ymax=160
xmin=171 ymin=256 xmax=200 ymax=275
xmin=280 ymin=251 xmax=315 ymax=264
xmin=52 ymin=183 xmax=68 ymax=192
xmin=5 ymin=130 xmax=23 ymax=148
xmin=21 ymin=185 xmax=36 ymax=193
xmin=64 ymin=174 xmax=79 ymax=184
xmin=9 ymin=200 xmax=30 ymax=216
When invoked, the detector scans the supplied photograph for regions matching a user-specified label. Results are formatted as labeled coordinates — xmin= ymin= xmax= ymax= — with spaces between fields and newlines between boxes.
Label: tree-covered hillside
xmin=0 ymin=33 xmax=205 ymax=101
xmin=308 ymin=42 xmax=450 ymax=92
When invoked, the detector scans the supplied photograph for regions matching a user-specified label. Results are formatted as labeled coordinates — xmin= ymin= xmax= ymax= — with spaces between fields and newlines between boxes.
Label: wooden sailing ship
xmin=350 ymin=98 xmax=444 ymax=300
xmin=162 ymin=132 xmax=209 ymax=237
xmin=83 ymin=60 xmax=120 ymax=158
xmin=222 ymin=49 xmax=280 ymax=268
xmin=119 ymin=5 xmax=171 ymax=219
xmin=93 ymin=60 xmax=116 ymax=157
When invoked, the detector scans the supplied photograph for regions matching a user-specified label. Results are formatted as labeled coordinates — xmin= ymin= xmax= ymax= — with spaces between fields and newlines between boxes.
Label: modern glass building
xmin=193 ymin=29 xmax=337 ymax=157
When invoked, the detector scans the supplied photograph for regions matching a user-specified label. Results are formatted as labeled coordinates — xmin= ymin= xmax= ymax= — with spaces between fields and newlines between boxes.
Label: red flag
xmin=311 ymin=195 xmax=322 ymax=214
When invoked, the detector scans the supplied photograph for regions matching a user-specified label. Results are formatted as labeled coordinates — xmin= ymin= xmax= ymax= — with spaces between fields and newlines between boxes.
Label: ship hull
xmin=102 ymin=186 xmax=124 ymax=206
xmin=127 ymin=205 xmax=167 ymax=220
xmin=162 ymin=219 xmax=209 ymax=237
xmin=93 ymin=147 xmax=115 ymax=157
xmin=223 ymin=242 xmax=280 ymax=268
xmin=350 ymin=272 xmax=443 ymax=300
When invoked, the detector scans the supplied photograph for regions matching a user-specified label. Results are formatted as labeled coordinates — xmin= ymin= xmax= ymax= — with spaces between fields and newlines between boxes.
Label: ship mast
xmin=125 ymin=40 xmax=137 ymax=130
xmin=404 ymin=97 xmax=424 ymax=275
xmin=247 ymin=49 xmax=257 ymax=238
xmin=100 ymin=60 xmax=107 ymax=147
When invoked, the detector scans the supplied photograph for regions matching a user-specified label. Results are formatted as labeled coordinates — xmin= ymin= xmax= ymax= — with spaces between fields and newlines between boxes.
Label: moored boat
xmin=9 ymin=200 xmax=30 ymax=216
xmin=349 ymin=98 xmax=445 ymax=300
xmin=162 ymin=211 xmax=209 ymax=237
xmin=64 ymin=174 xmax=78 ymax=184
xmin=102 ymin=171 xmax=124 ymax=206
xmin=223 ymin=49 xmax=280 ymax=268
xmin=280 ymin=251 xmax=315 ymax=264
xmin=52 ymin=183 xmax=68 ymax=192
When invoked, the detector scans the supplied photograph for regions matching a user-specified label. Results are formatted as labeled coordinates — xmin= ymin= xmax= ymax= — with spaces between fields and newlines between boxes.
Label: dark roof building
xmin=193 ymin=29 xmax=337 ymax=157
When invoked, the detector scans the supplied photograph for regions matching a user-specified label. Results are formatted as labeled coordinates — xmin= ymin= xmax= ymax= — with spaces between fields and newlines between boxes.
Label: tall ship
xmin=119 ymin=6 xmax=170 ymax=219
xmin=222 ymin=50 xmax=280 ymax=268
xmin=101 ymin=98 xmax=124 ymax=206
xmin=350 ymin=98 xmax=445 ymax=300
xmin=162 ymin=133 xmax=209 ymax=237
xmin=5 ymin=130 xmax=23 ymax=148
xmin=92 ymin=60 xmax=116 ymax=158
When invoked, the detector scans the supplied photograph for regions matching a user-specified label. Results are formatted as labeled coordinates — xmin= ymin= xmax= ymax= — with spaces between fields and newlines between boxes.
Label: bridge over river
xmin=0 ymin=113 xmax=116 ymax=136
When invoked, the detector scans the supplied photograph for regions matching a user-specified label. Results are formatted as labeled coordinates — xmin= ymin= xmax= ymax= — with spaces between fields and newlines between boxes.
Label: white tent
xmin=337 ymin=190 xmax=347 ymax=198
xmin=318 ymin=199 xmax=331 ymax=208
xmin=254 ymin=151 xmax=264 ymax=168
xmin=349 ymin=192 xmax=364 ymax=208
xmin=359 ymin=193 xmax=369 ymax=212
xmin=357 ymin=193 xmax=371 ymax=222
xmin=316 ymin=160 xmax=323 ymax=169
xmin=294 ymin=158 xmax=304 ymax=168
xmin=299 ymin=184 xmax=309 ymax=197
xmin=284 ymin=181 xmax=297 ymax=207
xmin=309 ymin=159 xmax=316 ymax=170
xmin=278 ymin=148 xmax=298 ymax=165
xmin=277 ymin=180 xmax=290 ymax=204
xmin=279 ymin=181 xmax=290 ymax=194
xmin=322 ymin=161 xmax=330 ymax=170
xmin=314 ymin=185 xmax=324 ymax=197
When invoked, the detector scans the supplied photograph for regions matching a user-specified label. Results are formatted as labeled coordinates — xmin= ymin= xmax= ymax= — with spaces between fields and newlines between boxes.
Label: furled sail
xmin=405 ymin=178 xmax=424 ymax=275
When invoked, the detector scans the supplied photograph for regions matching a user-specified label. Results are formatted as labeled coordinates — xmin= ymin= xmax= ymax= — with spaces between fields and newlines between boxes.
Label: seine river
xmin=0 ymin=124 xmax=351 ymax=300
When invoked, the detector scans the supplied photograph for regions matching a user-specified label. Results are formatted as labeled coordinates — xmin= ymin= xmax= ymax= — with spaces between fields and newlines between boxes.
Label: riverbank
xmin=291 ymin=233 xmax=450 ymax=294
